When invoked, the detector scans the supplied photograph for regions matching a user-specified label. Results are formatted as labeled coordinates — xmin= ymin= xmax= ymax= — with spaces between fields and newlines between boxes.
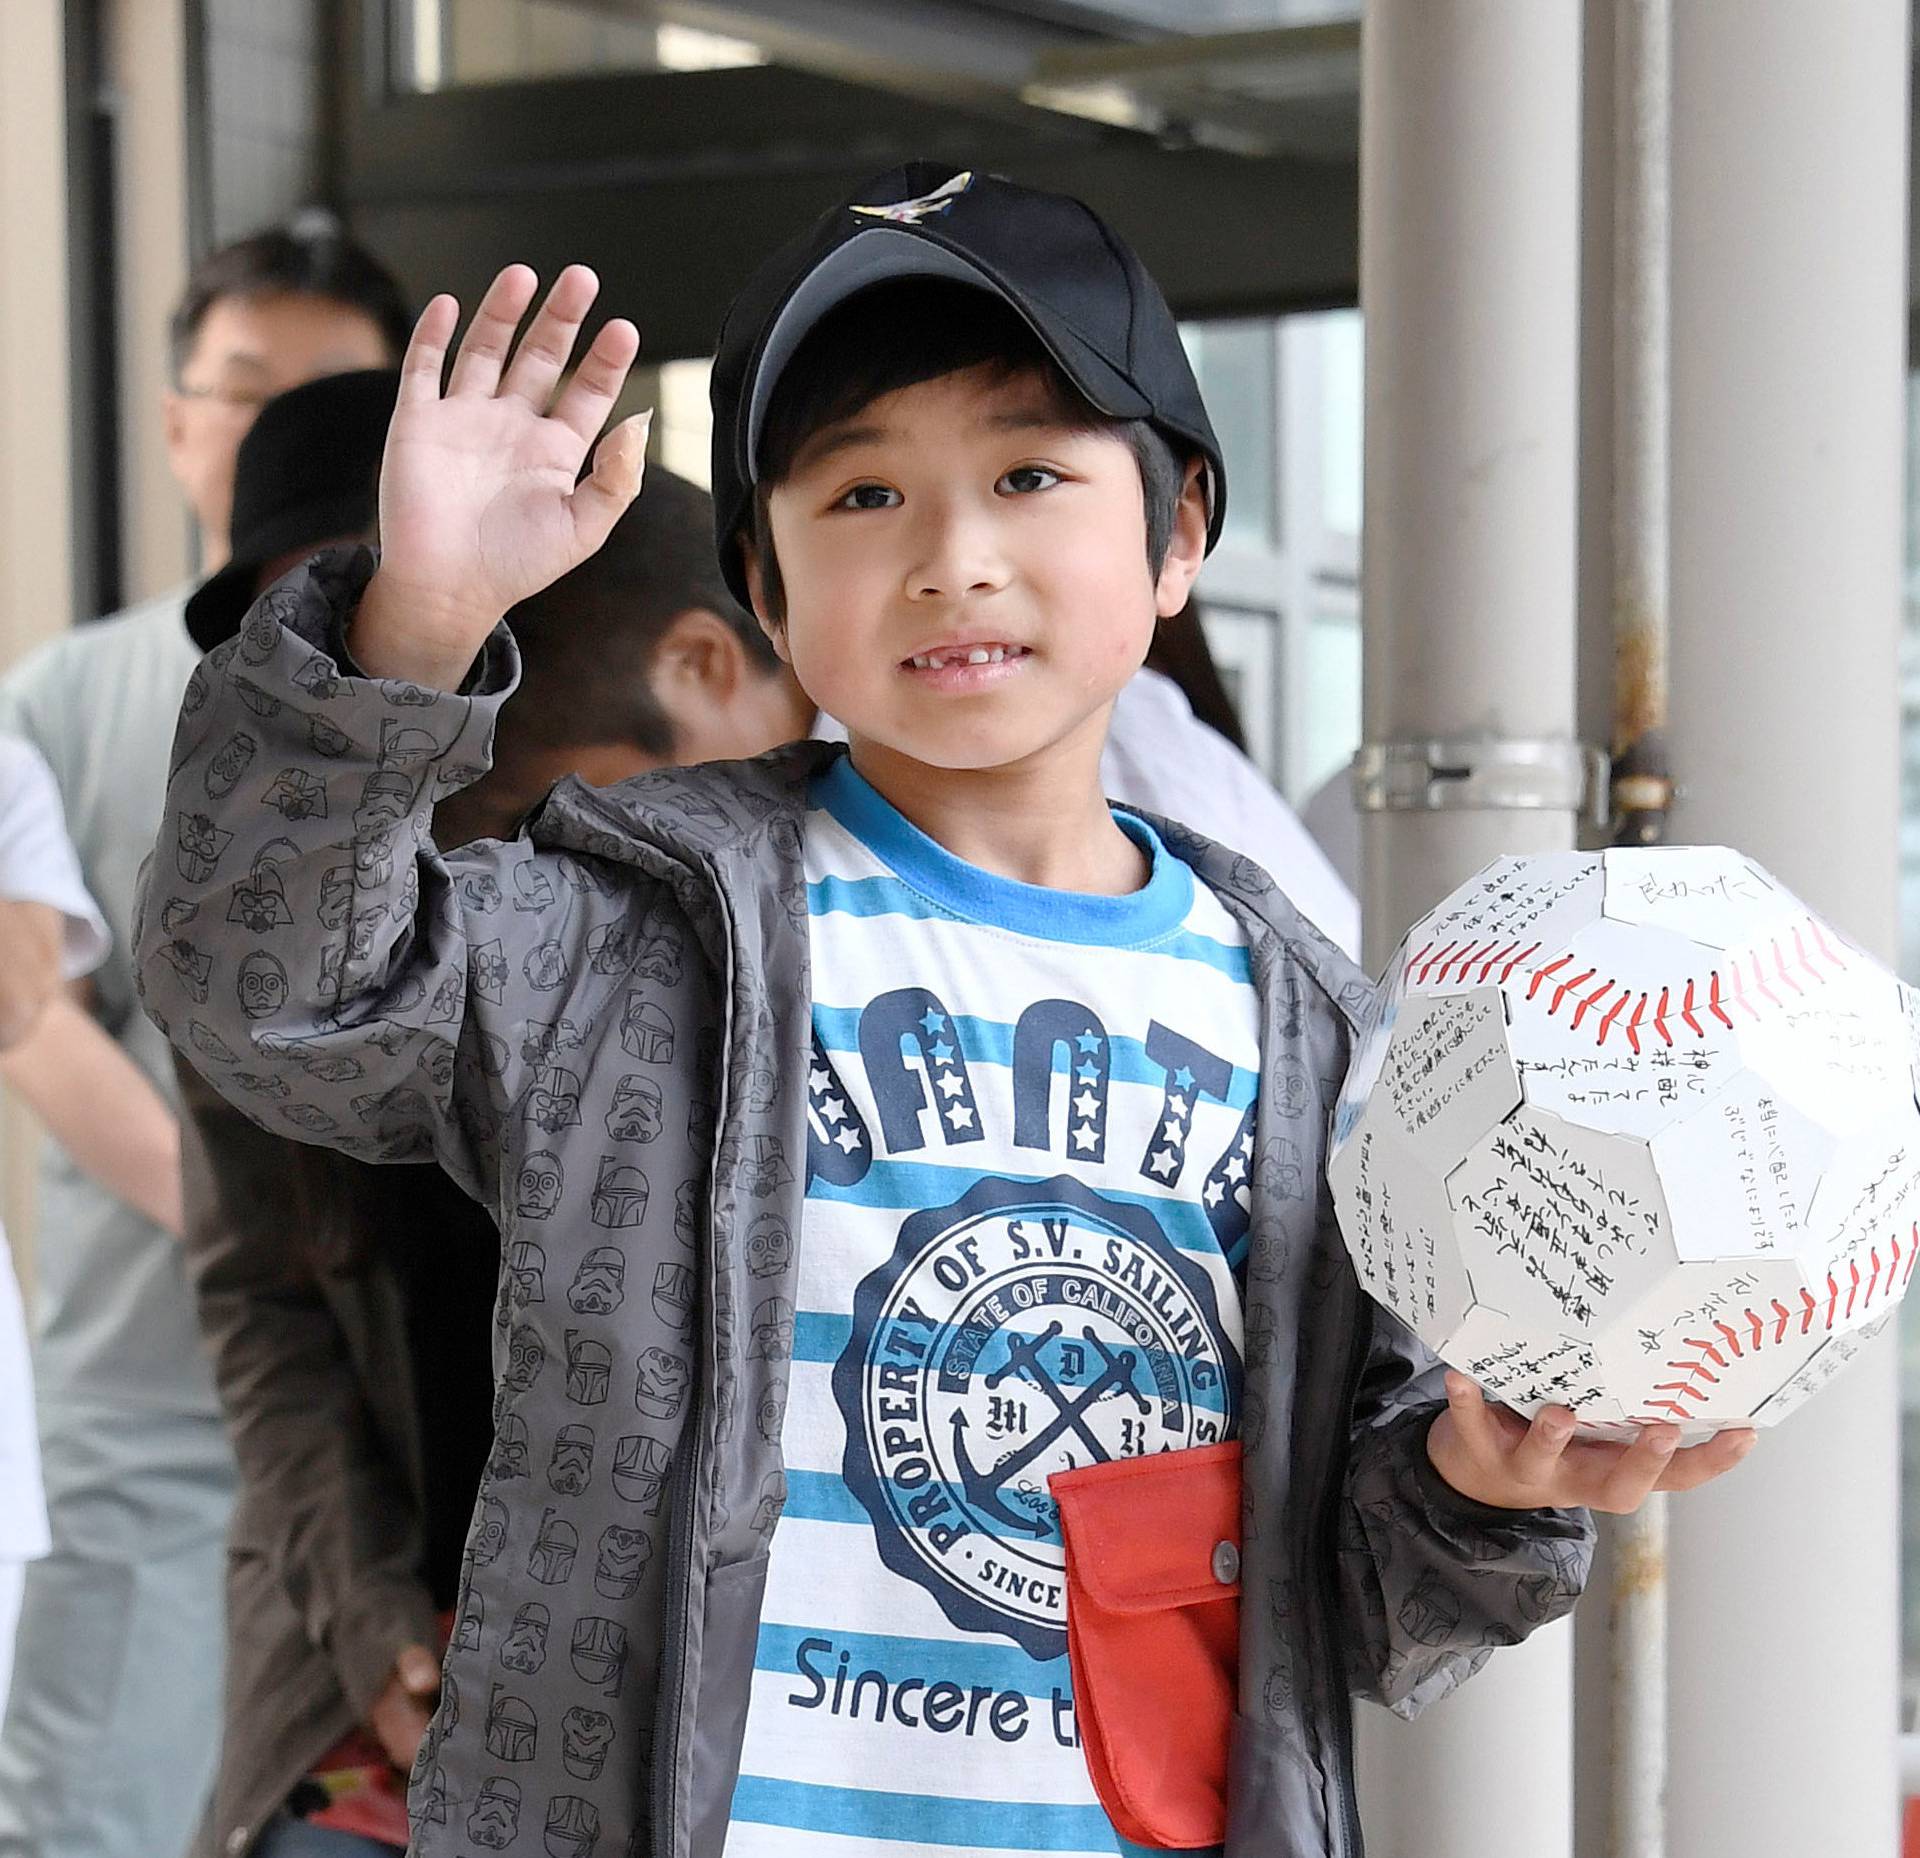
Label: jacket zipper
xmin=1311 ymin=1280 xmax=1373 ymax=1858
xmin=653 ymin=1403 xmax=704 ymax=1858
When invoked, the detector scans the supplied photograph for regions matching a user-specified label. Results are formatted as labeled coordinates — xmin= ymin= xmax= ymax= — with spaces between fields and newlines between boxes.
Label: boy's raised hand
xmin=1426 ymin=1371 xmax=1757 ymax=1514
xmin=349 ymin=264 xmax=647 ymax=689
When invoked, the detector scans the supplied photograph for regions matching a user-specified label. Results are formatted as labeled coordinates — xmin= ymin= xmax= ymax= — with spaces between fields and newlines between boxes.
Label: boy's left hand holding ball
xmin=1426 ymin=1371 xmax=1758 ymax=1514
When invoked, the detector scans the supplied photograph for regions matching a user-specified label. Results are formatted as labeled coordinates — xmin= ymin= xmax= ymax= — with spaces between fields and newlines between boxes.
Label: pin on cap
xmin=707 ymin=163 xmax=1228 ymax=609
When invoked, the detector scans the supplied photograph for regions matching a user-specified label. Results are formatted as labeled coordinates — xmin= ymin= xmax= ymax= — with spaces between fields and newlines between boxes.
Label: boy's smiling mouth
xmin=902 ymin=641 xmax=1036 ymax=671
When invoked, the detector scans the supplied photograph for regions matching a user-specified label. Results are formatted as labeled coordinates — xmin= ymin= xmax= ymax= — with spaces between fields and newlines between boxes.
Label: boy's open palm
xmin=352 ymin=264 xmax=647 ymax=687
xmin=1427 ymin=1371 xmax=1757 ymax=1514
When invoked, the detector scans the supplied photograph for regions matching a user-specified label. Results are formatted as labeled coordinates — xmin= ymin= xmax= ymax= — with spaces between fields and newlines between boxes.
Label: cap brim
xmin=743 ymin=225 xmax=1153 ymax=478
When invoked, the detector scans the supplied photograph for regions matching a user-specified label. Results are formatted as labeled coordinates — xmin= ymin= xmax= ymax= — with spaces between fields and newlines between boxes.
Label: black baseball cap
xmin=708 ymin=163 xmax=1227 ymax=608
xmin=186 ymin=367 xmax=398 ymax=651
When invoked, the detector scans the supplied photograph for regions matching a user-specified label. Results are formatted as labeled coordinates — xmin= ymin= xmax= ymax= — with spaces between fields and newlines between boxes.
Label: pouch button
xmin=1211 ymin=1540 xmax=1240 ymax=1585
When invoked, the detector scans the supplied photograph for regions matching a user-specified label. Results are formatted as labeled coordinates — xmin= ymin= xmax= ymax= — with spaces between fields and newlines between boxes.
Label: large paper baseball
xmin=1327 ymin=848 xmax=1920 ymax=1440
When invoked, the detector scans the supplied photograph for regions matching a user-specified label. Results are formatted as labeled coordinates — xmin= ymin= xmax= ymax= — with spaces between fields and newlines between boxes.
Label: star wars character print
xmin=723 ymin=759 xmax=1260 ymax=1858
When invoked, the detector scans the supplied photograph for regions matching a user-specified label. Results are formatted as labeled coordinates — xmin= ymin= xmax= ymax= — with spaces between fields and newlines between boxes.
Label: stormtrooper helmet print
xmin=548 ymin=1424 xmax=594 ymax=1495
xmin=605 ymin=1073 xmax=664 ymax=1144
xmin=568 ymin=1245 xmax=627 ymax=1315
xmin=500 ymin=1601 xmax=550 ymax=1675
xmin=466 ymin=1776 xmax=522 ymax=1851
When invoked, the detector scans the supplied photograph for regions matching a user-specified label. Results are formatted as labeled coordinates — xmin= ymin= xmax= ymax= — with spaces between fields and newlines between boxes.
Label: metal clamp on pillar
xmin=1351 ymin=736 xmax=1610 ymax=826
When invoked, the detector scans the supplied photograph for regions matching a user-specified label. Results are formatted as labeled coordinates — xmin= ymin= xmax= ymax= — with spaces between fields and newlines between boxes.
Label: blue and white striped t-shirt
xmin=723 ymin=757 xmax=1261 ymax=1858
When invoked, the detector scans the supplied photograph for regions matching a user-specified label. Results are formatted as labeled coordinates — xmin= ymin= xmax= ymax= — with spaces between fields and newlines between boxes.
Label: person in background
xmin=175 ymin=374 xmax=800 ymax=1858
xmin=0 ymin=215 xmax=410 ymax=1858
xmin=0 ymin=738 xmax=179 ymax=1715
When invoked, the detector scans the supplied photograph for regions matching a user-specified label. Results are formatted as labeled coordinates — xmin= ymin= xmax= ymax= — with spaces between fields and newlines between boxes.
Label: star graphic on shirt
xmin=1203 ymin=1178 xmax=1225 ymax=1209
xmin=1236 ymin=1132 xmax=1255 ymax=1159
xmin=1167 ymin=1093 xmax=1190 ymax=1120
xmin=1074 ymin=1089 xmax=1101 ymax=1121
xmin=1162 ymin=1116 xmax=1186 ymax=1146
xmin=817 ymin=1094 xmax=847 ymax=1126
xmin=929 ymin=1039 xmax=955 ymax=1065
xmin=1075 ymin=1030 xmax=1104 ymax=1054
xmin=809 ymin=1063 xmax=832 ymax=1093
xmin=1072 ymin=1124 xmax=1099 ymax=1153
xmin=1224 ymin=1154 xmax=1248 ymax=1184
xmin=1174 ymin=1066 xmax=1196 ymax=1091
xmin=920 ymin=1009 xmax=946 ymax=1036
xmin=833 ymin=1125 xmax=863 ymax=1153
xmin=936 ymin=1072 xmax=967 ymax=1100
xmin=945 ymin=1103 xmax=976 ymax=1131
xmin=1147 ymin=1147 xmax=1179 ymax=1180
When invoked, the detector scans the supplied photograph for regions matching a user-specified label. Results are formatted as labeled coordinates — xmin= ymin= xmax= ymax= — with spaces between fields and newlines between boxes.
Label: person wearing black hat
xmin=184 ymin=366 xmax=399 ymax=653
xmin=142 ymin=167 xmax=1740 ymax=1858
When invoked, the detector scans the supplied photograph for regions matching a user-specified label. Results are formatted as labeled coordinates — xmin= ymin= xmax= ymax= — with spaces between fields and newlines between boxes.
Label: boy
xmin=138 ymin=167 xmax=1751 ymax=1858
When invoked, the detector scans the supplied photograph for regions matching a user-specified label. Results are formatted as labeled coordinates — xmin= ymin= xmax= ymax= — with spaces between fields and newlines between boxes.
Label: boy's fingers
xmin=566 ymin=410 xmax=652 ymax=556
xmin=499 ymin=264 xmax=602 ymax=410
xmin=1654 ymin=1426 xmax=1756 ymax=1494
xmin=549 ymin=319 xmax=643 ymax=446
xmin=397 ymin=296 xmax=460 ymax=406
xmin=1504 ymin=1403 xmax=1577 ymax=1488
xmin=446 ymin=264 xmax=539 ymax=398
xmin=1595 ymin=1422 xmax=1681 ymax=1512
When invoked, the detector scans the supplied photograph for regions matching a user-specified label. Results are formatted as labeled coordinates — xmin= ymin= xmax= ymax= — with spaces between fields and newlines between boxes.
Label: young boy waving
xmin=138 ymin=167 xmax=1750 ymax=1858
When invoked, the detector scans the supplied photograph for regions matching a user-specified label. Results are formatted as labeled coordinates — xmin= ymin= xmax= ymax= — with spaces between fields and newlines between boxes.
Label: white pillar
xmin=1661 ymin=5 xmax=1909 ymax=1856
xmin=1355 ymin=3 xmax=1584 ymax=1853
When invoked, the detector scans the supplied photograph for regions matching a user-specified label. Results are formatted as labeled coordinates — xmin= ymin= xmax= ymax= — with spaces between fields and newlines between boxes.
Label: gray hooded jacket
xmin=136 ymin=550 xmax=1592 ymax=1858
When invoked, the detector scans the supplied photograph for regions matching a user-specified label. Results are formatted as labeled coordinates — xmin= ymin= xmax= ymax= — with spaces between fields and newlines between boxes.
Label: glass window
xmin=1180 ymin=318 xmax=1278 ymax=551
xmin=393 ymin=0 xmax=763 ymax=93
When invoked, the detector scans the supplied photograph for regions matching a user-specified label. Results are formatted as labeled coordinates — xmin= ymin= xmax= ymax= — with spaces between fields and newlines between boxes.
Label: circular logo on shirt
xmin=834 ymin=1173 xmax=1240 ymax=1662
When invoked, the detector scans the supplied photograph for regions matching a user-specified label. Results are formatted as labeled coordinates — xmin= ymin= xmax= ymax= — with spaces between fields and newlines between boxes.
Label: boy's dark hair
xmin=168 ymin=211 xmax=414 ymax=380
xmin=746 ymin=279 xmax=1187 ymax=623
xmin=507 ymin=466 xmax=782 ymax=758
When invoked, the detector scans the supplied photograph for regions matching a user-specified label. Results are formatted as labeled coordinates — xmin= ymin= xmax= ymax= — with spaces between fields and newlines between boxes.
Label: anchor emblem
xmin=949 ymin=1321 xmax=1151 ymax=1537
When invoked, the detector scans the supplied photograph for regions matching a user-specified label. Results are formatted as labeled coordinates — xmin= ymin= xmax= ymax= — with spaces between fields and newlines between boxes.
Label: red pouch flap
xmin=1053 ymin=1441 xmax=1242 ymax=1613
xmin=1050 ymin=1442 xmax=1242 ymax=1849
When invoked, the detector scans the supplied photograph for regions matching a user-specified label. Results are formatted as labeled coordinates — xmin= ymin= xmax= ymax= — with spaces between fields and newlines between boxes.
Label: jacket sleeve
xmin=135 ymin=547 xmax=561 ymax=1211
xmin=1333 ymin=1256 xmax=1596 ymax=1717
xmin=175 ymin=1054 xmax=440 ymax=1717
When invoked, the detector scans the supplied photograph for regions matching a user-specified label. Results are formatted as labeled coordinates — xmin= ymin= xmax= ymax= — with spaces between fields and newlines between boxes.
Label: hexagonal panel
xmin=1602 ymin=847 xmax=1803 ymax=950
xmin=1448 ymin=1103 xmax=1673 ymax=1341
xmin=1328 ymin=1114 xmax=1475 ymax=1341
xmin=1648 ymin=1072 xmax=1833 ymax=1264
xmin=1372 ymin=986 xmax=1521 ymax=1161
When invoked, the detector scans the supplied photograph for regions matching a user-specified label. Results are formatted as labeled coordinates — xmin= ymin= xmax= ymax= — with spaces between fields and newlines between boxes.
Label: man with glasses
xmin=0 ymin=215 xmax=409 ymax=1858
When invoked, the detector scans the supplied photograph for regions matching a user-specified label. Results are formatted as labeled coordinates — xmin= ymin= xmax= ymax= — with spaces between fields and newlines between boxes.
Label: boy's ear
xmin=738 ymin=536 xmax=791 ymax=665
xmin=1153 ymin=459 xmax=1211 ymax=619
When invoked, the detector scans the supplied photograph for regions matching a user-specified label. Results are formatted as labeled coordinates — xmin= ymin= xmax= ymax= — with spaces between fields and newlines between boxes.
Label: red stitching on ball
xmin=1499 ymin=941 xmax=1541 ymax=983
xmin=1568 ymin=974 xmax=1615 ymax=1031
xmin=1773 ymin=939 xmax=1802 ymax=999
xmin=1708 ymin=971 xmax=1735 ymax=1031
xmin=1770 ymin=1299 xmax=1793 ymax=1344
xmin=1714 ymin=1318 xmax=1744 ymax=1360
xmin=1527 ymin=953 xmax=1573 ymax=1002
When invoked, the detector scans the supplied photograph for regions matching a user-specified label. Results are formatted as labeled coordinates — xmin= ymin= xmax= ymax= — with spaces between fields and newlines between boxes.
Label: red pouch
xmin=1049 ymin=1441 xmax=1242 ymax=1850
